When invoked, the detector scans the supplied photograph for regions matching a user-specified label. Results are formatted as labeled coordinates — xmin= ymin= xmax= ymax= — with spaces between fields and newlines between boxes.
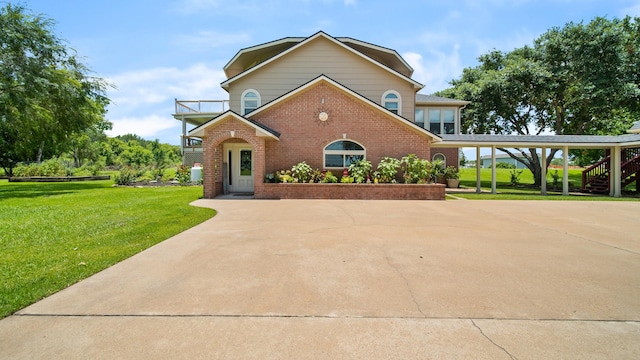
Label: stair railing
xmin=621 ymin=151 xmax=640 ymax=187
xmin=581 ymin=155 xmax=610 ymax=191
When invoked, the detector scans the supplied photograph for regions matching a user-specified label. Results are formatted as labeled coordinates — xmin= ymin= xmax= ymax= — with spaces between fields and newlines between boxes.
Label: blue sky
xmin=20 ymin=0 xmax=640 ymax=146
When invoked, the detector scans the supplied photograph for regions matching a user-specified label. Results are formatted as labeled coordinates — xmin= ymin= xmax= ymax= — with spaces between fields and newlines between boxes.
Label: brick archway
xmin=201 ymin=118 xmax=266 ymax=198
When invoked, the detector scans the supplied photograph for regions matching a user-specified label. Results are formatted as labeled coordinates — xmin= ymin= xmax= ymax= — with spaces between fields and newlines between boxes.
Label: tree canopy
xmin=0 ymin=4 xmax=110 ymax=175
xmin=438 ymin=16 xmax=640 ymax=185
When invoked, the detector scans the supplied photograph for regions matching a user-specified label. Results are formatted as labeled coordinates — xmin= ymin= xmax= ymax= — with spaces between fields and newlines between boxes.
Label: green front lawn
xmin=458 ymin=167 xmax=584 ymax=188
xmin=0 ymin=180 xmax=216 ymax=318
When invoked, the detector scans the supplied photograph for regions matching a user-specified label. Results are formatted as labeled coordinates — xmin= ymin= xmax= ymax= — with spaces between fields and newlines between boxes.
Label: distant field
xmin=0 ymin=180 xmax=216 ymax=318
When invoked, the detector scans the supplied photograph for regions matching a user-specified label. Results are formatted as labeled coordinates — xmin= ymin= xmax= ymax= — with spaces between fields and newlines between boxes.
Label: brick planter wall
xmin=259 ymin=183 xmax=445 ymax=200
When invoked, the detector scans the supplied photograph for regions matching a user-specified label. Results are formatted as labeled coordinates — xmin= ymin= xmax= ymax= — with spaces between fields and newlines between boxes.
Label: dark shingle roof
xmin=415 ymin=93 xmax=469 ymax=105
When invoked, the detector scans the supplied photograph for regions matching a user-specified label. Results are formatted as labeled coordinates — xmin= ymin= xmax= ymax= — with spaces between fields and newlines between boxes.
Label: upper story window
xmin=415 ymin=109 xmax=425 ymax=128
xmin=324 ymin=140 xmax=365 ymax=168
xmin=241 ymin=89 xmax=261 ymax=115
xmin=382 ymin=90 xmax=401 ymax=115
xmin=428 ymin=108 xmax=456 ymax=134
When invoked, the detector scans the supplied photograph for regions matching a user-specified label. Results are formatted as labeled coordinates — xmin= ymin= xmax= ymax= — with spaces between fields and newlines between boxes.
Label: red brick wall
xmin=261 ymin=183 xmax=445 ymax=200
xmin=253 ymin=82 xmax=433 ymax=174
xmin=201 ymin=117 xmax=267 ymax=198
xmin=199 ymin=81 xmax=441 ymax=199
xmin=431 ymin=147 xmax=459 ymax=169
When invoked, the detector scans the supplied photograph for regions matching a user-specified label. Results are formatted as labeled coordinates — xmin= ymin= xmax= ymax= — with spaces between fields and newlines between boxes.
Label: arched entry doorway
xmin=223 ymin=143 xmax=254 ymax=193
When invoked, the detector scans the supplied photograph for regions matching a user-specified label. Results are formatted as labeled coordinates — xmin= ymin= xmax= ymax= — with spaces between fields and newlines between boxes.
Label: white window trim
xmin=427 ymin=107 xmax=458 ymax=134
xmin=323 ymin=139 xmax=366 ymax=169
xmin=241 ymin=89 xmax=261 ymax=115
xmin=381 ymin=90 xmax=401 ymax=116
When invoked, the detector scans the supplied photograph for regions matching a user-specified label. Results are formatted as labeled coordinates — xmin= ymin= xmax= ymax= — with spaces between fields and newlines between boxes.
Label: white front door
xmin=224 ymin=143 xmax=254 ymax=193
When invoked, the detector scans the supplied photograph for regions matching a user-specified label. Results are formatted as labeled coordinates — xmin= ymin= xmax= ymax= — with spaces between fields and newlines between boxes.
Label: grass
xmin=0 ymin=180 xmax=216 ymax=319
xmin=452 ymin=167 xmax=640 ymax=200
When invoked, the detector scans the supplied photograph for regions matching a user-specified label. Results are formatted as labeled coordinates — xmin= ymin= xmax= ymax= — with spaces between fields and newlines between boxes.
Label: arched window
xmin=324 ymin=140 xmax=365 ymax=168
xmin=432 ymin=153 xmax=446 ymax=167
xmin=241 ymin=89 xmax=261 ymax=115
xmin=382 ymin=90 xmax=401 ymax=115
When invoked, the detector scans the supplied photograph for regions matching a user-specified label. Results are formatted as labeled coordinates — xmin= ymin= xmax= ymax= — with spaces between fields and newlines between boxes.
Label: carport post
xmin=563 ymin=146 xmax=569 ymax=196
xmin=611 ymin=146 xmax=622 ymax=197
xmin=476 ymin=146 xmax=481 ymax=193
xmin=491 ymin=146 xmax=496 ymax=194
xmin=541 ymin=147 xmax=547 ymax=195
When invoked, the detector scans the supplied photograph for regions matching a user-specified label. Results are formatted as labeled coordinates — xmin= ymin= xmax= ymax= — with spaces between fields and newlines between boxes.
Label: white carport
xmin=437 ymin=134 xmax=640 ymax=197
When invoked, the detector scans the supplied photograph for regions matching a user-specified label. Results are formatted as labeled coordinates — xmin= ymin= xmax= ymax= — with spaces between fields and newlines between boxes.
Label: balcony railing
xmin=175 ymin=99 xmax=229 ymax=114
xmin=182 ymin=136 xmax=203 ymax=149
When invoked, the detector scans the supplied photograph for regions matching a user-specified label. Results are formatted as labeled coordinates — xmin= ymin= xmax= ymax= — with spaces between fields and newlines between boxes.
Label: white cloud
xmin=107 ymin=115 xmax=177 ymax=138
xmin=107 ymin=63 xmax=227 ymax=107
xmin=344 ymin=0 xmax=356 ymax=6
xmin=104 ymin=63 xmax=228 ymax=143
xmin=403 ymin=45 xmax=463 ymax=94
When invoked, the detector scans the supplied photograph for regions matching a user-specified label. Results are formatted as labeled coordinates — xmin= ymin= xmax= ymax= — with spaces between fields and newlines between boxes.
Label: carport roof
xmin=439 ymin=133 xmax=640 ymax=148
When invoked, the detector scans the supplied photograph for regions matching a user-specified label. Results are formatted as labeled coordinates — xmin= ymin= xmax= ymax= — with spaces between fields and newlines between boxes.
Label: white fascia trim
xmin=336 ymin=37 xmax=414 ymax=73
xmin=436 ymin=140 xmax=640 ymax=149
xmin=221 ymin=32 xmax=424 ymax=90
xmin=188 ymin=111 xmax=279 ymax=140
xmin=222 ymin=37 xmax=306 ymax=73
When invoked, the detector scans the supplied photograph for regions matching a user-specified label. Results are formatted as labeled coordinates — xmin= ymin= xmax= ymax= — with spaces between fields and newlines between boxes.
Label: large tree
xmin=0 ymin=4 xmax=110 ymax=175
xmin=439 ymin=16 xmax=640 ymax=186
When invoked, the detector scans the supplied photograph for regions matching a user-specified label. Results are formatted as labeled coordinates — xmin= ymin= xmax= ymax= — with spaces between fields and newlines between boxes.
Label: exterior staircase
xmin=582 ymin=148 xmax=640 ymax=193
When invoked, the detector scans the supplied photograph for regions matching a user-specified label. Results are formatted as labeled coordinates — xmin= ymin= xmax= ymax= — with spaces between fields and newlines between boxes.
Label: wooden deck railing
xmin=582 ymin=148 xmax=640 ymax=192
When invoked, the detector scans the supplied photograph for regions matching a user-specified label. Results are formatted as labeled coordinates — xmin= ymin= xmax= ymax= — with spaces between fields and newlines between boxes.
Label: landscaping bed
xmin=8 ymin=175 xmax=111 ymax=182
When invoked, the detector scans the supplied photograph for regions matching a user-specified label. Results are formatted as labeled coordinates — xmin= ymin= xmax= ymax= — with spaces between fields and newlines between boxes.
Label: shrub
xmin=265 ymin=172 xmax=277 ymax=183
xmin=510 ymin=169 xmax=523 ymax=186
xmin=550 ymin=169 xmax=560 ymax=188
xmin=429 ymin=159 xmax=445 ymax=183
xmin=400 ymin=154 xmax=430 ymax=184
xmin=277 ymin=170 xmax=294 ymax=183
xmin=444 ymin=166 xmax=459 ymax=180
xmin=497 ymin=162 xmax=516 ymax=169
xmin=291 ymin=161 xmax=313 ymax=183
xmin=348 ymin=159 xmax=372 ymax=183
xmin=13 ymin=158 xmax=67 ymax=177
xmin=310 ymin=169 xmax=323 ymax=183
xmin=375 ymin=157 xmax=400 ymax=183
xmin=113 ymin=167 xmax=137 ymax=185
xmin=340 ymin=175 xmax=354 ymax=183
xmin=175 ymin=165 xmax=191 ymax=185
xmin=322 ymin=171 xmax=338 ymax=183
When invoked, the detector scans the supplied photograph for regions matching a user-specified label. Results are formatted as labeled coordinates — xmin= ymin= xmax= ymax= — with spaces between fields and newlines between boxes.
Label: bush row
xmin=12 ymin=158 xmax=102 ymax=177
xmin=265 ymin=155 xmax=459 ymax=184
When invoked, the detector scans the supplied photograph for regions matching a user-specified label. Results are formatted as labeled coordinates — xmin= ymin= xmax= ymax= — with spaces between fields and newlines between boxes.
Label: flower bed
xmin=8 ymin=176 xmax=110 ymax=183
xmin=260 ymin=183 xmax=445 ymax=200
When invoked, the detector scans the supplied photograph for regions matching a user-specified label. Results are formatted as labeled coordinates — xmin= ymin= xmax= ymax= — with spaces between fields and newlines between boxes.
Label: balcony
xmin=173 ymin=99 xmax=230 ymax=127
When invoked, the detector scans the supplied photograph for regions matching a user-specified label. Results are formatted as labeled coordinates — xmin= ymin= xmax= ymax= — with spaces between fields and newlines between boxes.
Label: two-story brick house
xmin=175 ymin=31 xmax=468 ymax=198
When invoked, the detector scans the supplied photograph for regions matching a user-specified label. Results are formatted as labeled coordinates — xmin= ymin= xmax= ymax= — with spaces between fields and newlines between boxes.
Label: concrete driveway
xmin=1 ymin=199 xmax=639 ymax=359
